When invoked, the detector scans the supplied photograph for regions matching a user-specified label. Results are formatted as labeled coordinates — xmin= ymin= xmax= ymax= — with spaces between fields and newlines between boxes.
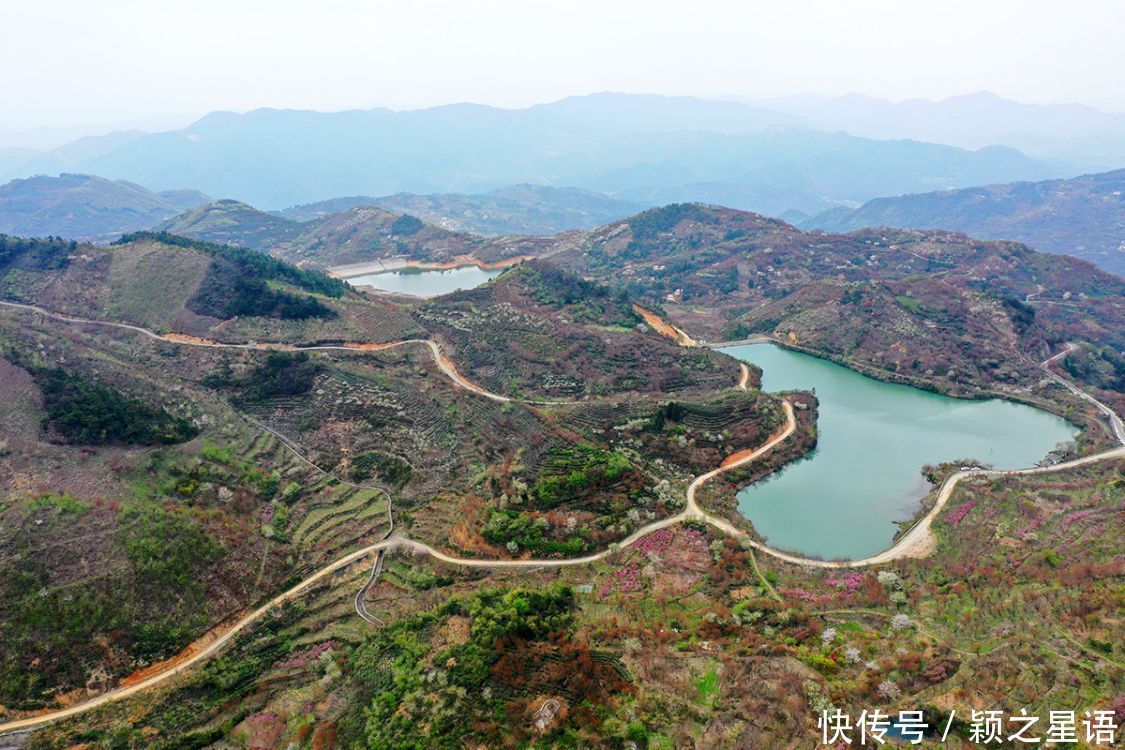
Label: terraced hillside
xmin=19 ymin=458 xmax=1121 ymax=748
xmin=0 ymin=308 xmax=396 ymax=710
xmin=157 ymin=199 xmax=306 ymax=250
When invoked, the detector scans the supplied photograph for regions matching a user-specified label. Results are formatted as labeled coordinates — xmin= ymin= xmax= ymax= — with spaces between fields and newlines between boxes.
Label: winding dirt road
xmin=1 ymin=301 xmax=1122 ymax=734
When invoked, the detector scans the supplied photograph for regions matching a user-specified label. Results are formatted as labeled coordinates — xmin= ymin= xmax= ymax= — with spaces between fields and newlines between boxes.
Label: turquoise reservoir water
xmin=347 ymin=266 xmax=502 ymax=297
xmin=722 ymin=344 xmax=1079 ymax=560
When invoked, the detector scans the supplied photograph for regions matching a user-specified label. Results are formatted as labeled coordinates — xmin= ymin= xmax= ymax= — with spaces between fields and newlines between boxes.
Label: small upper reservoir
xmin=722 ymin=344 xmax=1080 ymax=560
xmin=346 ymin=265 xmax=503 ymax=297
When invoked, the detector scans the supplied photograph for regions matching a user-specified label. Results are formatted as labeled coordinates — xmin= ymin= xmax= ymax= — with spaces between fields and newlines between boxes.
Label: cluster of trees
xmin=188 ymin=267 xmax=336 ymax=320
xmin=0 ymin=234 xmax=75 ymax=272
xmin=627 ymin=203 xmax=714 ymax=243
xmin=204 ymin=351 xmax=323 ymax=404
xmin=481 ymin=508 xmax=586 ymax=555
xmin=350 ymin=450 xmax=412 ymax=488
xmin=1061 ymin=344 xmax=1124 ymax=393
xmin=35 ymin=367 xmax=198 ymax=446
xmin=390 ymin=214 xmax=425 ymax=236
xmin=0 ymin=501 xmax=220 ymax=707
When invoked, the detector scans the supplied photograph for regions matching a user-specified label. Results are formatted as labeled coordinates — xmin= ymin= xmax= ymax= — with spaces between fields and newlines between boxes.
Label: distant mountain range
xmin=0 ymin=173 xmax=209 ymax=242
xmin=741 ymin=91 xmax=1125 ymax=171
xmin=0 ymin=93 xmax=1076 ymax=214
xmin=803 ymin=168 xmax=1125 ymax=276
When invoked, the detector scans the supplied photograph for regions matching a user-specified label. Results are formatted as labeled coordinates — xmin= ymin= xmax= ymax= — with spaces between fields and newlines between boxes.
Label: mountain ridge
xmin=801 ymin=167 xmax=1125 ymax=275
xmin=0 ymin=93 xmax=1071 ymax=212
xmin=0 ymin=173 xmax=210 ymax=242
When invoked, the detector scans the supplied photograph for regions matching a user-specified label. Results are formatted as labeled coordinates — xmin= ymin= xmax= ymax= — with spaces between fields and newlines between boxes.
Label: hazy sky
xmin=3 ymin=0 xmax=1124 ymax=138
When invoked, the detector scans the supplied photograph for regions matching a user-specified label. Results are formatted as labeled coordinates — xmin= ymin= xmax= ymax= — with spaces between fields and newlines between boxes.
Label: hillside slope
xmin=545 ymin=204 xmax=1124 ymax=405
xmin=158 ymin=202 xmax=565 ymax=268
xmin=803 ymin=168 xmax=1125 ymax=275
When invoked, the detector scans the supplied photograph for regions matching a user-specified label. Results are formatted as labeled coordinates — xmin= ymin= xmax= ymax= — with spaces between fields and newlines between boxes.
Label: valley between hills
xmin=0 ymin=207 xmax=1121 ymax=748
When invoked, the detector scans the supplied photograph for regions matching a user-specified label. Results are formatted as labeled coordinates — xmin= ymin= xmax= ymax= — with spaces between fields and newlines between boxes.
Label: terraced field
xmin=290 ymin=486 xmax=389 ymax=552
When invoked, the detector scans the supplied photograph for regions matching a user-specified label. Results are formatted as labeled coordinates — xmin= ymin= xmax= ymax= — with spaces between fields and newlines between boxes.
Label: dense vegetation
xmin=628 ymin=203 xmax=715 ymax=243
xmin=35 ymin=367 xmax=198 ymax=446
xmin=389 ymin=213 xmax=425 ymax=236
xmin=0 ymin=234 xmax=75 ymax=272
xmin=350 ymin=450 xmax=412 ymax=488
xmin=528 ymin=445 xmax=634 ymax=508
xmin=0 ymin=501 xmax=220 ymax=707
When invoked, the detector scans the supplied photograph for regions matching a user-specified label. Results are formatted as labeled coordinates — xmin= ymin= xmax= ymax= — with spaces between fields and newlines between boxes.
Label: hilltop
xmin=156 ymin=199 xmax=306 ymax=250
xmin=156 ymin=201 xmax=563 ymax=268
xmin=803 ymin=168 xmax=1125 ymax=275
xmin=417 ymin=260 xmax=740 ymax=399
xmin=0 ymin=173 xmax=209 ymax=242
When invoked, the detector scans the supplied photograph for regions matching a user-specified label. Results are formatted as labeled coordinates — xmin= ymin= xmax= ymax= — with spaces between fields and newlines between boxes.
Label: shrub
xmin=205 ymin=351 xmax=323 ymax=404
xmin=390 ymin=214 xmax=425 ymax=236
xmin=351 ymin=451 xmax=412 ymax=488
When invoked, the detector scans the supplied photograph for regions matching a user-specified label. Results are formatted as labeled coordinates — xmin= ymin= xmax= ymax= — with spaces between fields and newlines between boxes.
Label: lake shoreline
xmin=719 ymin=343 xmax=1081 ymax=560
xmin=326 ymin=254 xmax=528 ymax=280
xmin=710 ymin=336 xmax=1105 ymax=449
xmin=338 ymin=263 xmax=509 ymax=299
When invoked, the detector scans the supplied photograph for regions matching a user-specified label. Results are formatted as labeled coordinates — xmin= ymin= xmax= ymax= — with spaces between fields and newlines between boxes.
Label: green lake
xmin=721 ymin=344 xmax=1079 ymax=560
xmin=347 ymin=265 xmax=503 ymax=297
